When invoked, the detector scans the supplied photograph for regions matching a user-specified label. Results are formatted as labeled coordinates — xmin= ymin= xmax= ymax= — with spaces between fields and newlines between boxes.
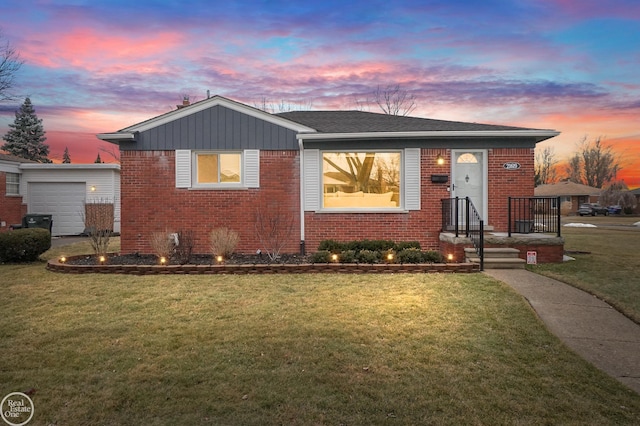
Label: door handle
xmin=451 ymin=184 xmax=455 ymax=191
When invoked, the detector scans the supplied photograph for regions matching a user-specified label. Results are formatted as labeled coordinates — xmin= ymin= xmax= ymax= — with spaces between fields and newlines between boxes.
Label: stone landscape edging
xmin=46 ymin=254 xmax=480 ymax=274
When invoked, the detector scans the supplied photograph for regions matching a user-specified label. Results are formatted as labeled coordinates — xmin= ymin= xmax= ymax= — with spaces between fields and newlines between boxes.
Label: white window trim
xmin=175 ymin=149 xmax=259 ymax=189
xmin=304 ymin=148 xmax=421 ymax=213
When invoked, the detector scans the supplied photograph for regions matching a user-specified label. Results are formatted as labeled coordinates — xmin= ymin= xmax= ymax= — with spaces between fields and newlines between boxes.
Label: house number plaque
xmin=503 ymin=162 xmax=521 ymax=170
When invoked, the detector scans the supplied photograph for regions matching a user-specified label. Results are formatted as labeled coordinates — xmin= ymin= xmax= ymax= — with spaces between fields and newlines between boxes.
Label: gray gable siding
xmin=122 ymin=105 xmax=299 ymax=151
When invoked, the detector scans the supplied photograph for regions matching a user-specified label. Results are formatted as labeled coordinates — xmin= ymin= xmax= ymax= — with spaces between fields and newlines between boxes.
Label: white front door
xmin=451 ymin=150 xmax=487 ymax=221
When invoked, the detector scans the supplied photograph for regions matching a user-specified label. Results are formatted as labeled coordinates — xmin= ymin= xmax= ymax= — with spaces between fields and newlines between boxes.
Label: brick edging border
xmin=47 ymin=255 xmax=480 ymax=275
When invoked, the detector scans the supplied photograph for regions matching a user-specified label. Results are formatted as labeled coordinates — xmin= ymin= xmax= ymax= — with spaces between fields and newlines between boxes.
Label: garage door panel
xmin=29 ymin=183 xmax=86 ymax=236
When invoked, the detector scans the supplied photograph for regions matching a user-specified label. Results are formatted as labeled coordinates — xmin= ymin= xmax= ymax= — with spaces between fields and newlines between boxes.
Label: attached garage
xmin=28 ymin=182 xmax=87 ymax=236
xmin=19 ymin=164 xmax=120 ymax=236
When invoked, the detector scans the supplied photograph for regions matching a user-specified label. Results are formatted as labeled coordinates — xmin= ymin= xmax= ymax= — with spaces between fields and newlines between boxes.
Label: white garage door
xmin=29 ymin=182 xmax=86 ymax=236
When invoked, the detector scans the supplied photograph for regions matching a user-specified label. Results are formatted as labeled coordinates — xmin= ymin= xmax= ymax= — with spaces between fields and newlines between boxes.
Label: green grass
xmin=531 ymin=216 xmax=640 ymax=323
xmin=1 ymin=244 xmax=639 ymax=425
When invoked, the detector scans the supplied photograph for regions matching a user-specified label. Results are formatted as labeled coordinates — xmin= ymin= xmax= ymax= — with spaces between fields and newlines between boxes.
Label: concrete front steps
xmin=464 ymin=247 xmax=526 ymax=269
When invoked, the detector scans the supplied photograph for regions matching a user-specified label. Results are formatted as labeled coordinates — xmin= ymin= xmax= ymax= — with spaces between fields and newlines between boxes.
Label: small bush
xmin=174 ymin=229 xmax=195 ymax=264
xmin=347 ymin=239 xmax=395 ymax=252
xmin=397 ymin=248 xmax=424 ymax=264
xmin=210 ymin=227 xmax=240 ymax=257
xmin=149 ymin=231 xmax=175 ymax=260
xmin=317 ymin=240 xmax=346 ymax=252
xmin=356 ymin=249 xmax=381 ymax=264
xmin=311 ymin=250 xmax=331 ymax=263
xmin=394 ymin=241 xmax=421 ymax=251
xmin=423 ymin=250 xmax=444 ymax=263
xmin=339 ymin=250 xmax=357 ymax=263
xmin=0 ymin=228 xmax=51 ymax=263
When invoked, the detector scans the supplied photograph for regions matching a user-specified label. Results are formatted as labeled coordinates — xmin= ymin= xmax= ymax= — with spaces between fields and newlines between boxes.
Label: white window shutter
xmin=303 ymin=149 xmax=320 ymax=211
xmin=175 ymin=150 xmax=191 ymax=188
xmin=243 ymin=149 xmax=260 ymax=188
xmin=404 ymin=148 xmax=421 ymax=210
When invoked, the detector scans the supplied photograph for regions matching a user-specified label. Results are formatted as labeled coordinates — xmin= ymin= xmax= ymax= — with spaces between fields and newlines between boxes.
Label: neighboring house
xmin=0 ymin=153 xmax=120 ymax=236
xmin=534 ymin=180 xmax=601 ymax=215
xmin=631 ymin=188 xmax=640 ymax=214
xmin=0 ymin=153 xmax=35 ymax=231
xmin=98 ymin=95 xmax=561 ymax=260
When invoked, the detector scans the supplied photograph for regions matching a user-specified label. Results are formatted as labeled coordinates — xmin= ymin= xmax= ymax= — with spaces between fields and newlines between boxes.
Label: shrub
xmin=394 ymin=241 xmax=421 ymax=251
xmin=317 ymin=240 xmax=346 ymax=252
xmin=423 ymin=250 xmax=444 ymax=263
xmin=356 ymin=249 xmax=381 ymax=264
xmin=347 ymin=239 xmax=395 ymax=252
xmin=0 ymin=228 xmax=51 ymax=263
xmin=149 ymin=231 xmax=175 ymax=260
xmin=311 ymin=250 xmax=331 ymax=263
xmin=174 ymin=229 xmax=195 ymax=264
xmin=339 ymin=250 xmax=357 ymax=263
xmin=397 ymin=248 xmax=424 ymax=264
xmin=210 ymin=227 xmax=240 ymax=257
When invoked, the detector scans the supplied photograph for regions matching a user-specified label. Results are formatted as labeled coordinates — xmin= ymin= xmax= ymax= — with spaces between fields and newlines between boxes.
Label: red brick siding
xmin=120 ymin=150 xmax=300 ymax=254
xmin=487 ymin=148 xmax=535 ymax=230
xmin=121 ymin=147 xmax=535 ymax=255
xmin=0 ymin=172 xmax=26 ymax=232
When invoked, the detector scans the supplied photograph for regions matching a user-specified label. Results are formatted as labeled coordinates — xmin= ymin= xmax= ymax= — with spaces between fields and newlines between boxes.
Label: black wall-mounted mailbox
xmin=431 ymin=174 xmax=449 ymax=183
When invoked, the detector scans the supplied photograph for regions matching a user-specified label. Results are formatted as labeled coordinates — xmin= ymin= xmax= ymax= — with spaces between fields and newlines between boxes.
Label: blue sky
xmin=0 ymin=0 xmax=638 ymax=185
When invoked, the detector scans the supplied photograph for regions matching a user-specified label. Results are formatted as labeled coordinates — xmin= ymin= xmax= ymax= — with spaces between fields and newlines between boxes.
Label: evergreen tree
xmin=62 ymin=146 xmax=71 ymax=163
xmin=1 ymin=97 xmax=51 ymax=163
xmin=94 ymin=153 xmax=102 ymax=163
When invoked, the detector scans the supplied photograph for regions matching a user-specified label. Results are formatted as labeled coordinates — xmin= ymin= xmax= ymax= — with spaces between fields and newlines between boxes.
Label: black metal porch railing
xmin=441 ymin=197 xmax=484 ymax=270
xmin=508 ymin=197 xmax=561 ymax=237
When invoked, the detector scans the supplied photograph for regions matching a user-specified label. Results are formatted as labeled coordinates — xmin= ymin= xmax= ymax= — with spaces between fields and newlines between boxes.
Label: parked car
xmin=607 ymin=205 xmax=622 ymax=215
xmin=578 ymin=203 xmax=609 ymax=216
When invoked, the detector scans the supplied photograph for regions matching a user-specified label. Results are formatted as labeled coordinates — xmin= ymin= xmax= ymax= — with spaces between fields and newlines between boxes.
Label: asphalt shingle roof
xmin=0 ymin=153 xmax=38 ymax=163
xmin=276 ymin=110 xmax=537 ymax=133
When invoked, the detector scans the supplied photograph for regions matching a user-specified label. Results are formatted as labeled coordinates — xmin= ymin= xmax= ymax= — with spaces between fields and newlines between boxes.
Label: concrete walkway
xmin=485 ymin=269 xmax=640 ymax=395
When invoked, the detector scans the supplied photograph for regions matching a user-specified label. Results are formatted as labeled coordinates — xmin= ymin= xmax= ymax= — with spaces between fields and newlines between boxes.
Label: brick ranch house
xmin=98 ymin=95 xmax=563 ymax=263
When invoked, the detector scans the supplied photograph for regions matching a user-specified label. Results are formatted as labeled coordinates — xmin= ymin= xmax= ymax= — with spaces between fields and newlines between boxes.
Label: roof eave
xmin=297 ymin=130 xmax=560 ymax=141
xmin=97 ymin=132 xmax=136 ymax=144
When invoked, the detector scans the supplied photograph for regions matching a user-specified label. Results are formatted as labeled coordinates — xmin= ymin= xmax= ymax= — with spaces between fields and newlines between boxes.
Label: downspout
xmin=298 ymin=137 xmax=306 ymax=255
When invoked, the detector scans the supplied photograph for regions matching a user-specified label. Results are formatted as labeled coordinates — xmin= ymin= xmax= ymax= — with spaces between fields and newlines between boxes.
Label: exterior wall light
xmin=436 ymin=154 xmax=445 ymax=165
xmin=90 ymin=185 xmax=96 ymax=192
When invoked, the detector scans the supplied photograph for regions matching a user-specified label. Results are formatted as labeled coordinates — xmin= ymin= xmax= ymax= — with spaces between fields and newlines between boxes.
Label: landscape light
xmin=159 ymin=256 xmax=167 ymax=265
xmin=59 ymin=256 xmax=66 ymax=263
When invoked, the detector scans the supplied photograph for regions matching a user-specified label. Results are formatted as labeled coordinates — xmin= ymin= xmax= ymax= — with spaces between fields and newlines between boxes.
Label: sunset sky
xmin=0 ymin=0 xmax=638 ymax=188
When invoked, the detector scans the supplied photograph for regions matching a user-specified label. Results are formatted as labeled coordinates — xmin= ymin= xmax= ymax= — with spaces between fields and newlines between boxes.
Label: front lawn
xmin=1 ymin=250 xmax=639 ymax=424
xmin=531 ymin=217 xmax=640 ymax=323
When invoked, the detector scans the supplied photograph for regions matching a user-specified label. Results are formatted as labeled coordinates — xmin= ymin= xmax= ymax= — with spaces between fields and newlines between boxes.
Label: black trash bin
xmin=22 ymin=214 xmax=53 ymax=233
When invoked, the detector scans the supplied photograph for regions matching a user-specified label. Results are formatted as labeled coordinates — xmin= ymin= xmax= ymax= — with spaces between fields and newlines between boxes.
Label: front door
xmin=451 ymin=150 xmax=486 ymax=222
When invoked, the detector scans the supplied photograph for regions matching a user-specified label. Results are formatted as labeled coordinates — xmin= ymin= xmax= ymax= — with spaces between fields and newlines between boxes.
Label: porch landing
xmin=439 ymin=232 xmax=565 ymax=268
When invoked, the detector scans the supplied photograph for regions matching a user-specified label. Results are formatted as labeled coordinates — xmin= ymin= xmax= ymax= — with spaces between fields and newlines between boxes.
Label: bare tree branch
xmin=372 ymin=84 xmax=417 ymax=116
xmin=0 ymin=30 xmax=23 ymax=101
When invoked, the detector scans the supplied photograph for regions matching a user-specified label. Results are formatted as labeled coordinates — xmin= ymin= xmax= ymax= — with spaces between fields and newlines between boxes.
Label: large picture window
xmin=195 ymin=152 xmax=241 ymax=185
xmin=322 ymin=152 xmax=400 ymax=209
